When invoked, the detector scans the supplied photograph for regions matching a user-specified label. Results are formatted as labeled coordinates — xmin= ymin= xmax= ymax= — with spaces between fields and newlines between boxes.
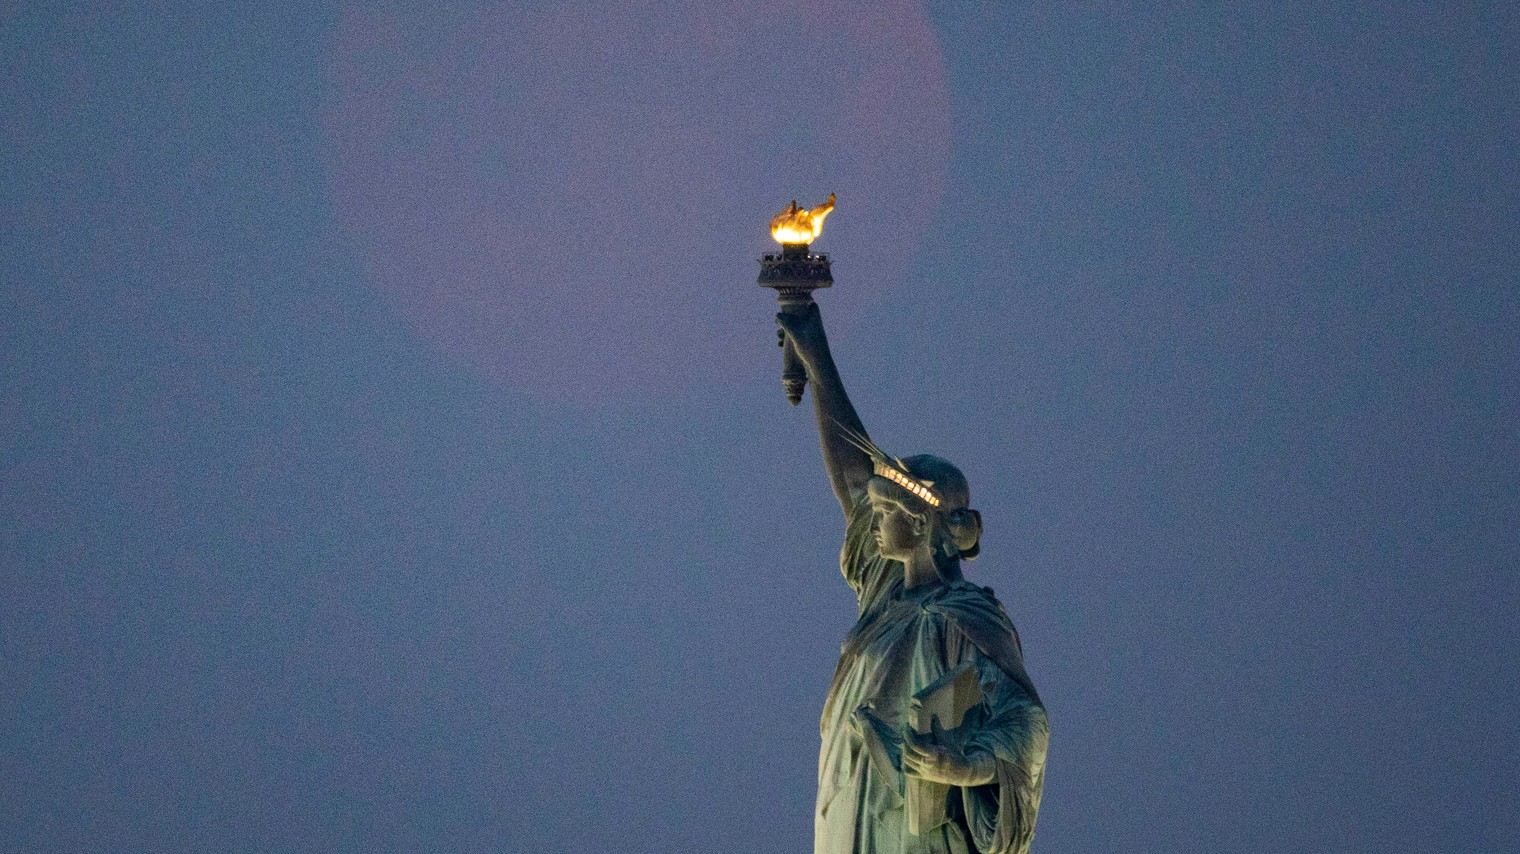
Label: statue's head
xmin=866 ymin=453 xmax=983 ymax=579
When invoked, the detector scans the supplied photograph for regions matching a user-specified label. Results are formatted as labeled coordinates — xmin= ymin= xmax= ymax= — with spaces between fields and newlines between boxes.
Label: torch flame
xmin=770 ymin=193 xmax=835 ymax=244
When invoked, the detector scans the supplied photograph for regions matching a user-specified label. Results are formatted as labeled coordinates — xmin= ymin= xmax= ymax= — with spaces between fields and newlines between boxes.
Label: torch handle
xmin=777 ymin=291 xmax=814 ymax=406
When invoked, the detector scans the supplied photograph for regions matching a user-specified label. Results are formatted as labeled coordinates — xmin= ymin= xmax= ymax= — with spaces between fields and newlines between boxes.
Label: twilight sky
xmin=4 ymin=2 xmax=1518 ymax=852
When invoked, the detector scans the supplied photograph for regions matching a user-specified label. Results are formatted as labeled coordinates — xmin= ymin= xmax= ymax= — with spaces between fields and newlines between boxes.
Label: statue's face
xmin=871 ymin=492 xmax=925 ymax=561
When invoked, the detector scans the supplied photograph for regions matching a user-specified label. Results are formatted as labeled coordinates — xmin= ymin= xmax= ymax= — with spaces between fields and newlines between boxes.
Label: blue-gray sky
xmin=4 ymin=2 xmax=1517 ymax=852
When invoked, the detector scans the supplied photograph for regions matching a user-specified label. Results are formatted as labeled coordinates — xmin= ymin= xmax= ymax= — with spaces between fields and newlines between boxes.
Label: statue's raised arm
xmin=775 ymin=303 xmax=873 ymax=517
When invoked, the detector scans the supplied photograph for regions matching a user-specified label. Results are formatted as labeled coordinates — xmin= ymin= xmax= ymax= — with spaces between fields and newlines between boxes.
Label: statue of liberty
xmin=774 ymin=283 xmax=1049 ymax=854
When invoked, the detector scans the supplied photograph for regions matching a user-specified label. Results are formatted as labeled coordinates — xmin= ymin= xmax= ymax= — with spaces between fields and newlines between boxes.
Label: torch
xmin=759 ymin=193 xmax=835 ymax=405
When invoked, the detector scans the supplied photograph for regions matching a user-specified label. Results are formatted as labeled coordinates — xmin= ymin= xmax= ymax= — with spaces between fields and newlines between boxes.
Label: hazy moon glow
xmin=325 ymin=0 xmax=950 ymax=397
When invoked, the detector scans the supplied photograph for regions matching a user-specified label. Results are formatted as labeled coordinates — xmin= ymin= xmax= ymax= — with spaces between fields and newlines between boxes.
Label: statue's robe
xmin=816 ymin=495 xmax=1048 ymax=854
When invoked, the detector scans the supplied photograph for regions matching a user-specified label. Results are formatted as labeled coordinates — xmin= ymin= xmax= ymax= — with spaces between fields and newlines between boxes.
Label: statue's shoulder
xmin=944 ymin=579 xmax=1009 ymax=614
xmin=938 ymin=580 xmax=1039 ymax=699
xmin=932 ymin=581 xmax=1016 ymax=637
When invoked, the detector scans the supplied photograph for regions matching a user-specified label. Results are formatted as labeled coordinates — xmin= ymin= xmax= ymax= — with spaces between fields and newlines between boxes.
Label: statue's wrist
xmin=800 ymin=342 xmax=835 ymax=375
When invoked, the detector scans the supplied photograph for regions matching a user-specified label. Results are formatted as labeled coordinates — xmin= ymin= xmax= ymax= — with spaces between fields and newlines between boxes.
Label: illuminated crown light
xmin=874 ymin=460 xmax=941 ymax=507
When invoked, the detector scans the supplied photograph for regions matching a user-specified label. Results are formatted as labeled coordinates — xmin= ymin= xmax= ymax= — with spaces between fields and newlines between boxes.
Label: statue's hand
xmin=902 ymin=717 xmax=997 ymax=787
xmin=775 ymin=301 xmax=826 ymax=364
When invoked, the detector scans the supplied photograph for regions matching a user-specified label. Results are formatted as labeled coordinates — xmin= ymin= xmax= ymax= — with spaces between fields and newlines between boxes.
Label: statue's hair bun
xmin=947 ymin=507 xmax=983 ymax=561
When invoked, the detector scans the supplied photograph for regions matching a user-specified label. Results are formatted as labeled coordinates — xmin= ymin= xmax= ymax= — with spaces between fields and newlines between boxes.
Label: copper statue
xmin=764 ymin=197 xmax=1049 ymax=854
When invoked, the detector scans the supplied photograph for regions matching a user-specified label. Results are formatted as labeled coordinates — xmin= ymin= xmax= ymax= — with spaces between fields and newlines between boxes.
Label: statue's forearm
xmin=797 ymin=325 xmax=873 ymax=514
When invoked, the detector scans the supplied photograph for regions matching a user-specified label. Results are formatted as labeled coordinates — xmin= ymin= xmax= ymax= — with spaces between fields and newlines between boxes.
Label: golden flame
xmin=770 ymin=193 xmax=835 ymax=244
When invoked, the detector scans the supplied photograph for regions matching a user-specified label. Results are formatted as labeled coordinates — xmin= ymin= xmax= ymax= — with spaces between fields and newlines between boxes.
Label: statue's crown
xmin=871 ymin=458 xmax=942 ymax=508
xmin=835 ymin=420 xmax=944 ymax=508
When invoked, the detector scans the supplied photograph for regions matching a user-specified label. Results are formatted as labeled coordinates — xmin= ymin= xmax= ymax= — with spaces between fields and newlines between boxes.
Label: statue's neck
xmin=901 ymin=543 xmax=941 ymax=591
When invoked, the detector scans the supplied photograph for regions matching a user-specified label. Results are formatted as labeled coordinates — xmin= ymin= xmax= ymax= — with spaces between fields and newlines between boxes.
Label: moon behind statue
xmin=324 ymin=0 xmax=951 ymax=400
